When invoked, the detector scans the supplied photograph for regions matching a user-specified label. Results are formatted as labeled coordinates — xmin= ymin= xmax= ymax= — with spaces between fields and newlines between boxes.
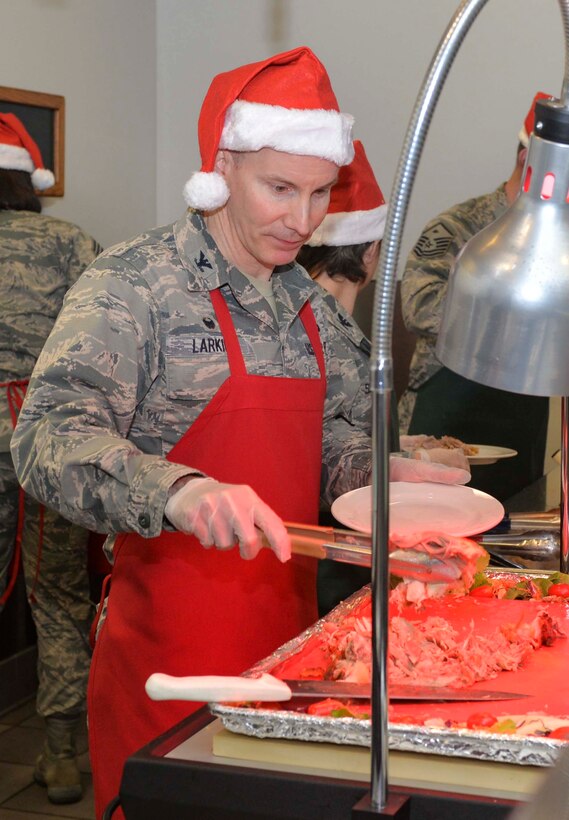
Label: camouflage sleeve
xmin=400 ymin=189 xmax=506 ymax=340
xmin=320 ymin=389 xmax=398 ymax=503
xmin=321 ymin=416 xmax=371 ymax=504
xmin=400 ymin=212 xmax=467 ymax=340
xmin=10 ymin=259 xmax=195 ymax=538
xmin=317 ymin=298 xmax=372 ymax=504
xmin=66 ymin=228 xmax=104 ymax=286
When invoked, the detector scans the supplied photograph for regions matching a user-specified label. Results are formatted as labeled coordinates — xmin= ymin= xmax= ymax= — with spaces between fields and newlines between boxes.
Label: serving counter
xmin=118 ymin=470 xmax=563 ymax=819
xmin=118 ymin=706 xmax=542 ymax=819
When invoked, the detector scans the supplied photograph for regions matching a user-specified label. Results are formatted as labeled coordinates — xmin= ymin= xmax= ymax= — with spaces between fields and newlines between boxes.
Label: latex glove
xmin=389 ymin=454 xmax=470 ymax=485
xmin=412 ymin=446 xmax=470 ymax=472
xmin=164 ymin=477 xmax=291 ymax=562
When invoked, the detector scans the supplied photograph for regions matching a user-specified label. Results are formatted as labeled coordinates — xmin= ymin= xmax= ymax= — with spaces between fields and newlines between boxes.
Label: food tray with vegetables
xmin=210 ymin=568 xmax=569 ymax=767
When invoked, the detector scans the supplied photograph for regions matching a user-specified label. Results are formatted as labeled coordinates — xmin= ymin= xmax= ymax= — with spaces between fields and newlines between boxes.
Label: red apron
xmin=88 ymin=288 xmax=326 ymax=818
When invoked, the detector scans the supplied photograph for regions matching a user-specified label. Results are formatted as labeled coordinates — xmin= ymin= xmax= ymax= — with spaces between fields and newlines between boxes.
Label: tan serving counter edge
xmin=213 ymin=728 xmax=546 ymax=802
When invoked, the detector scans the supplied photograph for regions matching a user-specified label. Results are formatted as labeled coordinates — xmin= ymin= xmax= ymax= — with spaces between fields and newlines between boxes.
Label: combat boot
xmin=33 ymin=713 xmax=83 ymax=804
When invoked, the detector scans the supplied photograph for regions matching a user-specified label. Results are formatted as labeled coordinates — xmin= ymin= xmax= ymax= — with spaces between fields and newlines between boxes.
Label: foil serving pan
xmin=210 ymin=573 xmax=569 ymax=767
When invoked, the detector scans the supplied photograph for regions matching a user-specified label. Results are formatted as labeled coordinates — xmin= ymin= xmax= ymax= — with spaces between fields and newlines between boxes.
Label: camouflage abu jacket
xmin=11 ymin=211 xmax=373 ymax=543
xmin=0 ymin=209 xmax=101 ymax=450
xmin=398 ymin=184 xmax=509 ymax=432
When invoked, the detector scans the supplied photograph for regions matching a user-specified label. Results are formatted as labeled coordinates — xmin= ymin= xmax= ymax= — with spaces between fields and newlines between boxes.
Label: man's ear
xmin=362 ymin=240 xmax=380 ymax=267
xmin=517 ymin=147 xmax=528 ymax=168
xmin=214 ymin=149 xmax=230 ymax=177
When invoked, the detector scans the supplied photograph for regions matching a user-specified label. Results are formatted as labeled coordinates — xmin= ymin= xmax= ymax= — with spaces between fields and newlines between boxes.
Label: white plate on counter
xmin=331 ymin=482 xmax=504 ymax=537
xmin=467 ymin=445 xmax=518 ymax=466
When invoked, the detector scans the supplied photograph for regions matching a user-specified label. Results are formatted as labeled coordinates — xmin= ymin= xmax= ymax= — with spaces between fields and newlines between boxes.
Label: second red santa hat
xmin=184 ymin=46 xmax=355 ymax=211
xmin=518 ymin=91 xmax=555 ymax=147
xmin=306 ymin=140 xmax=387 ymax=246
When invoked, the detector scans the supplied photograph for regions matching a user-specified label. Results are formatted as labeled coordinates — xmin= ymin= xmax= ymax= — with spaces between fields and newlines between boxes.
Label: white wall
xmin=1 ymin=0 xmax=157 ymax=249
xmin=3 ymin=0 xmax=563 ymax=273
xmin=0 ymin=0 xmax=563 ymax=464
xmin=156 ymin=0 xmax=563 ymax=264
xmin=155 ymin=0 xmax=564 ymax=469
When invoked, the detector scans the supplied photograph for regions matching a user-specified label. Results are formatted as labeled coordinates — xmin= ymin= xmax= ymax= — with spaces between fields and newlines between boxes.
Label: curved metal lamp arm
xmin=368 ymin=0 xmax=569 ymax=810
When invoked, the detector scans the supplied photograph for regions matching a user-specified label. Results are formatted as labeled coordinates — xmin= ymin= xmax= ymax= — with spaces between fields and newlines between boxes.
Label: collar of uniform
xmin=174 ymin=210 xmax=317 ymax=319
xmin=494 ymin=183 xmax=509 ymax=215
xmin=270 ymin=263 xmax=319 ymax=324
xmin=318 ymin=288 xmax=367 ymax=350
xmin=174 ymin=210 xmax=231 ymax=291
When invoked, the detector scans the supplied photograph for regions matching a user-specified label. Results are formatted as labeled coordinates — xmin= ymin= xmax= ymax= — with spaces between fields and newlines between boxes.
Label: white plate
xmin=467 ymin=445 xmax=518 ymax=466
xmin=330 ymin=482 xmax=504 ymax=537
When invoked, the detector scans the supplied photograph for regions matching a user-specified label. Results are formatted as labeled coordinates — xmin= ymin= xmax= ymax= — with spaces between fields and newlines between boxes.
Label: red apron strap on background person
xmin=0 ymin=379 xmax=29 ymax=608
xmin=5 ymin=379 xmax=28 ymax=425
xmin=88 ymin=288 xmax=327 ymax=819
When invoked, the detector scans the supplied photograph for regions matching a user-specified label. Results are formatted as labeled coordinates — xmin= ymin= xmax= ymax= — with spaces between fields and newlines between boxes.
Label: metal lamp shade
xmin=437 ymin=133 xmax=569 ymax=397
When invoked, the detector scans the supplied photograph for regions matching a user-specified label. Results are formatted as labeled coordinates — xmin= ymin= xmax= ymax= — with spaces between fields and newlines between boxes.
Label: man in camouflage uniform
xmin=398 ymin=94 xmax=550 ymax=501
xmin=0 ymin=112 xmax=101 ymax=805
xmin=11 ymin=49 xmax=468 ymax=818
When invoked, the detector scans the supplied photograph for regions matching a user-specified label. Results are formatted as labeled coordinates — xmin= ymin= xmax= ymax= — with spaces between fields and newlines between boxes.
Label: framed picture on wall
xmin=0 ymin=86 xmax=65 ymax=197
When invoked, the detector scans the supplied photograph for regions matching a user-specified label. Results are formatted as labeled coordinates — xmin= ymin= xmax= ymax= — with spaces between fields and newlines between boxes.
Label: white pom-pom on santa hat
xmin=31 ymin=167 xmax=55 ymax=191
xmin=185 ymin=46 xmax=354 ymax=211
xmin=306 ymin=140 xmax=387 ymax=247
xmin=0 ymin=112 xmax=55 ymax=192
xmin=183 ymin=170 xmax=230 ymax=210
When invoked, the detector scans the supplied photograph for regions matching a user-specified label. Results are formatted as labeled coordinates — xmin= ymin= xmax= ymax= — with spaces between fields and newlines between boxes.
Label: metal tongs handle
xmin=278 ymin=522 xmax=460 ymax=583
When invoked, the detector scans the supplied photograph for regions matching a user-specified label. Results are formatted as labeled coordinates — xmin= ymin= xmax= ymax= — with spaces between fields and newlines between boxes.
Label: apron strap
xmin=210 ymin=288 xmax=326 ymax=382
xmin=298 ymin=301 xmax=326 ymax=381
xmin=210 ymin=288 xmax=247 ymax=377
xmin=0 ymin=379 xmax=29 ymax=427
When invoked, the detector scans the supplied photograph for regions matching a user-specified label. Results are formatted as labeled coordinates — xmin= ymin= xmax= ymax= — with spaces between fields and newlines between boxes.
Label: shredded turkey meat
xmin=389 ymin=532 xmax=490 ymax=605
xmin=409 ymin=435 xmax=479 ymax=456
xmin=318 ymin=608 xmax=565 ymax=688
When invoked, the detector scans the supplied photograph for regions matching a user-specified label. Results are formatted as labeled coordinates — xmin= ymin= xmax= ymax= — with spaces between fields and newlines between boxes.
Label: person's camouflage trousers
xmin=0 ymin=451 xmax=94 ymax=717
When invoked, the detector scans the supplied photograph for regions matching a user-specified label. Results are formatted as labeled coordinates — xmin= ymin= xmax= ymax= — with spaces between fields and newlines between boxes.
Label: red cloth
xmin=88 ymin=289 xmax=326 ymax=818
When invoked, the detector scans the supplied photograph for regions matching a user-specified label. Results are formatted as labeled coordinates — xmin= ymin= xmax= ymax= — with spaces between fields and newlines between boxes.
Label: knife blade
xmin=282 ymin=679 xmax=529 ymax=702
xmin=145 ymin=672 xmax=528 ymax=704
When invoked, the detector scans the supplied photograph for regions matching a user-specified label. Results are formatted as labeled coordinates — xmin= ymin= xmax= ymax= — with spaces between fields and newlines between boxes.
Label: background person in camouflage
xmin=11 ymin=49 xmax=468 ymax=819
xmin=398 ymin=93 xmax=551 ymax=502
xmin=0 ymin=112 xmax=101 ymax=805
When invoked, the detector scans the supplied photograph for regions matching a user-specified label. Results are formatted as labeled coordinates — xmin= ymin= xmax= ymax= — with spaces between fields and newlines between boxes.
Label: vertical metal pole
xmin=368 ymin=0 xmax=491 ymax=811
xmin=369 ymin=387 xmax=391 ymax=809
xmin=561 ymin=397 xmax=569 ymax=573
xmin=367 ymin=0 xmax=569 ymax=812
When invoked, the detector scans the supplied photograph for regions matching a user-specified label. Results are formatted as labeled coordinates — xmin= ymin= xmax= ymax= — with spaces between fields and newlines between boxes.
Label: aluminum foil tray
xmin=210 ymin=573 xmax=568 ymax=767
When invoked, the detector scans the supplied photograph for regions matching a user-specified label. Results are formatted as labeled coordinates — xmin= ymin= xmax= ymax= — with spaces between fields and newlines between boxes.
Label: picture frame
xmin=0 ymin=86 xmax=65 ymax=197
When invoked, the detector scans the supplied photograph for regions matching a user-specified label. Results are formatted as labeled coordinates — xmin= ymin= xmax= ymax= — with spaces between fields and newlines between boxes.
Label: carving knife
xmin=145 ymin=672 xmax=529 ymax=703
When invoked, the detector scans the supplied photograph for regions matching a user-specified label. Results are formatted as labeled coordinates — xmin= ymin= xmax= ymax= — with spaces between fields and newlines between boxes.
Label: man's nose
xmin=285 ymin=198 xmax=312 ymax=236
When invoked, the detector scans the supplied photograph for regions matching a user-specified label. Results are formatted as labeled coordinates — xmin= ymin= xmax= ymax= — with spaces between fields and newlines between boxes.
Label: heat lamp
xmin=365 ymin=0 xmax=569 ymax=815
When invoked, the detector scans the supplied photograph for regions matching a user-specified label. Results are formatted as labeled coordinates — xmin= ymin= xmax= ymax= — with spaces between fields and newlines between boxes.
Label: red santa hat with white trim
xmin=183 ymin=46 xmax=355 ymax=211
xmin=518 ymin=91 xmax=555 ymax=147
xmin=306 ymin=139 xmax=387 ymax=246
xmin=0 ymin=113 xmax=55 ymax=191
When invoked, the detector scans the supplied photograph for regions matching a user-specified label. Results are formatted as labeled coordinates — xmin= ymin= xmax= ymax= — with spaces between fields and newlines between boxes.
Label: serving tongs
xmin=508 ymin=510 xmax=561 ymax=532
xmin=273 ymin=523 xmax=461 ymax=584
